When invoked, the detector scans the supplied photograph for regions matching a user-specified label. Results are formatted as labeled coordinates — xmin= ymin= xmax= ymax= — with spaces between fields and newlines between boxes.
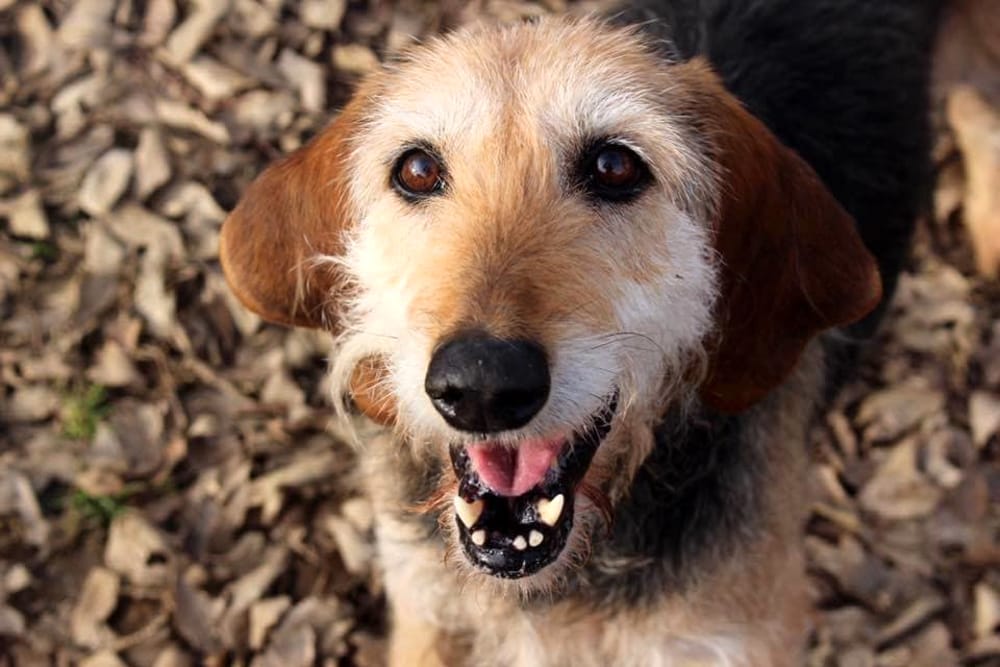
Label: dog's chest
xmin=474 ymin=609 xmax=752 ymax=667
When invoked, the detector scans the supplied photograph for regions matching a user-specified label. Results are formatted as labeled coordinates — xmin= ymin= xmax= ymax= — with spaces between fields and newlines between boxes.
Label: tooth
xmin=454 ymin=495 xmax=484 ymax=528
xmin=472 ymin=530 xmax=486 ymax=546
xmin=529 ymin=530 xmax=544 ymax=547
xmin=536 ymin=494 xmax=564 ymax=527
xmin=513 ymin=535 xmax=527 ymax=551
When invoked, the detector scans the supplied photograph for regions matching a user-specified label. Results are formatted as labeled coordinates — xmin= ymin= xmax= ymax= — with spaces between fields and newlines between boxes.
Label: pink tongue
xmin=466 ymin=438 xmax=565 ymax=497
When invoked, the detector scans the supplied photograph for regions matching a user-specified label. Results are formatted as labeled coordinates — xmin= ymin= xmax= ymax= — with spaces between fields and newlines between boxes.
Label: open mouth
xmin=449 ymin=393 xmax=618 ymax=579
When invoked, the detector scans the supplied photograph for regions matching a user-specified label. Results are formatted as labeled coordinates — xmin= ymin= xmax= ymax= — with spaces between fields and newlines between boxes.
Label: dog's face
xmin=220 ymin=19 xmax=880 ymax=592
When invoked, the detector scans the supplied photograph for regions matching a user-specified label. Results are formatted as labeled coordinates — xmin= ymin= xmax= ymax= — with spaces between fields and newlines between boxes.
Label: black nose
xmin=425 ymin=332 xmax=550 ymax=433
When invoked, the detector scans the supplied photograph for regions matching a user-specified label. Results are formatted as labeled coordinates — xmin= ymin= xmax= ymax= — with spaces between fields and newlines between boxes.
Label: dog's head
xmin=220 ymin=18 xmax=880 ymax=591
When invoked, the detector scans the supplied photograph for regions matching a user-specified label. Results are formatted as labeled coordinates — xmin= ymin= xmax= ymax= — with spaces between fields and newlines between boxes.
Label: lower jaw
xmin=449 ymin=394 xmax=618 ymax=579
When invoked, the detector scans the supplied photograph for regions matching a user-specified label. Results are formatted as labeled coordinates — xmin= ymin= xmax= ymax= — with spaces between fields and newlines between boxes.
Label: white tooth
xmin=529 ymin=530 xmax=544 ymax=547
xmin=472 ymin=530 xmax=486 ymax=546
xmin=536 ymin=494 xmax=565 ymax=527
xmin=513 ymin=535 xmax=527 ymax=551
xmin=454 ymin=495 xmax=484 ymax=528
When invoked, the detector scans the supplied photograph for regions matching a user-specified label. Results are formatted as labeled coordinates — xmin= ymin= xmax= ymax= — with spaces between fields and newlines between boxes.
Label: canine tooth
xmin=536 ymin=494 xmax=564 ymax=527
xmin=453 ymin=495 xmax=484 ymax=528
xmin=472 ymin=530 xmax=486 ymax=546
xmin=529 ymin=530 xmax=544 ymax=547
xmin=513 ymin=535 xmax=527 ymax=551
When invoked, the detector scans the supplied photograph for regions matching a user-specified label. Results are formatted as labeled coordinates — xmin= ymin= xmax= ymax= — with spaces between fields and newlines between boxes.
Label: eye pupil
xmin=594 ymin=148 xmax=637 ymax=187
xmin=395 ymin=149 xmax=443 ymax=197
xmin=582 ymin=142 xmax=649 ymax=202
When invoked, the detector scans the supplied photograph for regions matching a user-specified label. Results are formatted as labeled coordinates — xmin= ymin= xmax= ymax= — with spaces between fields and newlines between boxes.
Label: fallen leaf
xmin=0 ymin=115 xmax=30 ymax=182
xmin=969 ymin=391 xmax=1000 ymax=448
xmin=859 ymin=439 xmax=943 ymax=521
xmin=104 ymin=512 xmax=173 ymax=586
xmin=2 ymin=189 xmax=50 ymax=239
xmin=79 ymin=149 xmax=134 ymax=217
xmin=161 ymin=0 xmax=229 ymax=64
xmin=974 ymin=582 xmax=1000 ymax=639
xmin=134 ymin=128 xmax=172 ymax=200
xmin=300 ymin=0 xmax=347 ymax=30
xmin=249 ymin=596 xmax=291 ymax=650
xmin=855 ymin=385 xmax=945 ymax=443
xmin=70 ymin=567 xmax=121 ymax=647
xmin=948 ymin=85 xmax=1000 ymax=277
xmin=277 ymin=49 xmax=325 ymax=113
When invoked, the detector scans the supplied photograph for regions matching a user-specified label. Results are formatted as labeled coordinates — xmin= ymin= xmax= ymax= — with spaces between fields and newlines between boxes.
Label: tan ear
xmin=219 ymin=97 xmax=366 ymax=330
xmin=688 ymin=64 xmax=883 ymax=413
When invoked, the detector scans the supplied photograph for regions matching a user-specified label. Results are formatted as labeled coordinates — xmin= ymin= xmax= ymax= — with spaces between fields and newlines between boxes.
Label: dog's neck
xmin=574 ymin=404 xmax=765 ymax=606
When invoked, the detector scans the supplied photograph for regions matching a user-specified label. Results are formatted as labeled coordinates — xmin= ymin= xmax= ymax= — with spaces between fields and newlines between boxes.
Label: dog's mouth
xmin=448 ymin=393 xmax=618 ymax=579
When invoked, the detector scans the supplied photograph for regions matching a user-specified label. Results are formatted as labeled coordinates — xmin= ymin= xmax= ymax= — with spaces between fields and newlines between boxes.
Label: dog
xmin=219 ymin=1 xmax=941 ymax=664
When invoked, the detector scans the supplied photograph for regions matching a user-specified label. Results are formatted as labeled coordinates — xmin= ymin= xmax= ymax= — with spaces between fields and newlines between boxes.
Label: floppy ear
xmin=688 ymin=64 xmax=883 ymax=413
xmin=219 ymin=97 xmax=366 ymax=330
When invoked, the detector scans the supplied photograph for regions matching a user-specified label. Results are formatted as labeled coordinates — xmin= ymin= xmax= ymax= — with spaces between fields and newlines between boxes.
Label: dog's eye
xmin=393 ymin=149 xmax=445 ymax=199
xmin=582 ymin=143 xmax=649 ymax=202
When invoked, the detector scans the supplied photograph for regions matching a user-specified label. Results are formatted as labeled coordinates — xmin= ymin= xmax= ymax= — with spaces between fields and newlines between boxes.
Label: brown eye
xmin=393 ymin=148 xmax=445 ymax=199
xmin=582 ymin=142 xmax=650 ymax=202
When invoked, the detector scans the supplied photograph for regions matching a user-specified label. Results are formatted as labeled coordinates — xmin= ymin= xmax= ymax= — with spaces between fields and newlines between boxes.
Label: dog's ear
xmin=688 ymin=65 xmax=882 ymax=413
xmin=219 ymin=97 xmax=367 ymax=330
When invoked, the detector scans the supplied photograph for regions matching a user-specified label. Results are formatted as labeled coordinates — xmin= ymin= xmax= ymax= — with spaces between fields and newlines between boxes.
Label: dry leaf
xmin=300 ymin=0 xmax=347 ymax=30
xmin=104 ymin=513 xmax=173 ymax=586
xmin=974 ymin=582 xmax=1000 ymax=639
xmin=859 ymin=440 xmax=943 ymax=521
xmin=162 ymin=0 xmax=229 ymax=65
xmin=0 ymin=115 xmax=31 ymax=182
xmin=134 ymin=128 xmax=172 ymax=200
xmin=79 ymin=149 xmax=134 ymax=217
xmin=70 ymin=567 xmax=121 ymax=648
xmin=249 ymin=596 xmax=291 ymax=650
xmin=969 ymin=391 xmax=1000 ymax=448
xmin=948 ymin=86 xmax=1000 ymax=277
xmin=855 ymin=384 xmax=945 ymax=443
xmin=277 ymin=49 xmax=325 ymax=113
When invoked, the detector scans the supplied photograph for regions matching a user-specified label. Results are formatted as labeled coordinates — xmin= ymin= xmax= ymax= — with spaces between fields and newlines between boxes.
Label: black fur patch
xmin=580 ymin=407 xmax=761 ymax=606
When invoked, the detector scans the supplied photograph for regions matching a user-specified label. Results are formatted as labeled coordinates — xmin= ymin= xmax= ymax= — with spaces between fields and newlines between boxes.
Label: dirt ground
xmin=1 ymin=1 xmax=999 ymax=665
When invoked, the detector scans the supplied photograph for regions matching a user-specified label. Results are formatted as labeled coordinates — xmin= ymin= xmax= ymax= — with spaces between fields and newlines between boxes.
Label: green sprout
xmin=62 ymin=384 xmax=109 ymax=440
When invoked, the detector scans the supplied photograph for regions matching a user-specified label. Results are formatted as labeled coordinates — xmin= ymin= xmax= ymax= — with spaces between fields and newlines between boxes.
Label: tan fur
xmin=219 ymin=16 xmax=882 ymax=666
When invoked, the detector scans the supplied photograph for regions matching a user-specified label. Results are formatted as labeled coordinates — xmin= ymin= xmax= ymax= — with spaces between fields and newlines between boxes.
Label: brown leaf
xmin=855 ymin=384 xmax=945 ymax=444
xmin=161 ymin=0 xmax=228 ymax=65
xmin=248 ymin=596 xmax=291 ymax=650
xmin=79 ymin=149 xmax=134 ymax=217
xmin=2 ymin=190 xmax=49 ymax=239
xmin=858 ymin=439 xmax=943 ymax=521
xmin=134 ymin=128 xmax=172 ymax=201
xmin=948 ymin=85 xmax=1000 ymax=277
xmin=0 ymin=115 xmax=30 ymax=183
xmin=71 ymin=567 xmax=121 ymax=648
xmin=172 ymin=574 xmax=224 ymax=654
xmin=104 ymin=513 xmax=173 ymax=587
xmin=969 ymin=391 xmax=1000 ymax=448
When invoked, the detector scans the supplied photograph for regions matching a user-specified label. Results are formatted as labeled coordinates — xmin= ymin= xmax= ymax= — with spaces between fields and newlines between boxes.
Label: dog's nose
xmin=425 ymin=332 xmax=550 ymax=433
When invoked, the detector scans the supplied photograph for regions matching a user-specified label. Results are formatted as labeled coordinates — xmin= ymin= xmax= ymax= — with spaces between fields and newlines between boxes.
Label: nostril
xmin=437 ymin=387 xmax=465 ymax=405
xmin=495 ymin=389 xmax=545 ymax=410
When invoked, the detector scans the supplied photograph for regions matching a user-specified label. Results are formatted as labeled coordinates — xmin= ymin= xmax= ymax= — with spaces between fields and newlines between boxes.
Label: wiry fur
xmin=219 ymin=2 xmax=941 ymax=664
xmin=326 ymin=20 xmax=721 ymax=479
